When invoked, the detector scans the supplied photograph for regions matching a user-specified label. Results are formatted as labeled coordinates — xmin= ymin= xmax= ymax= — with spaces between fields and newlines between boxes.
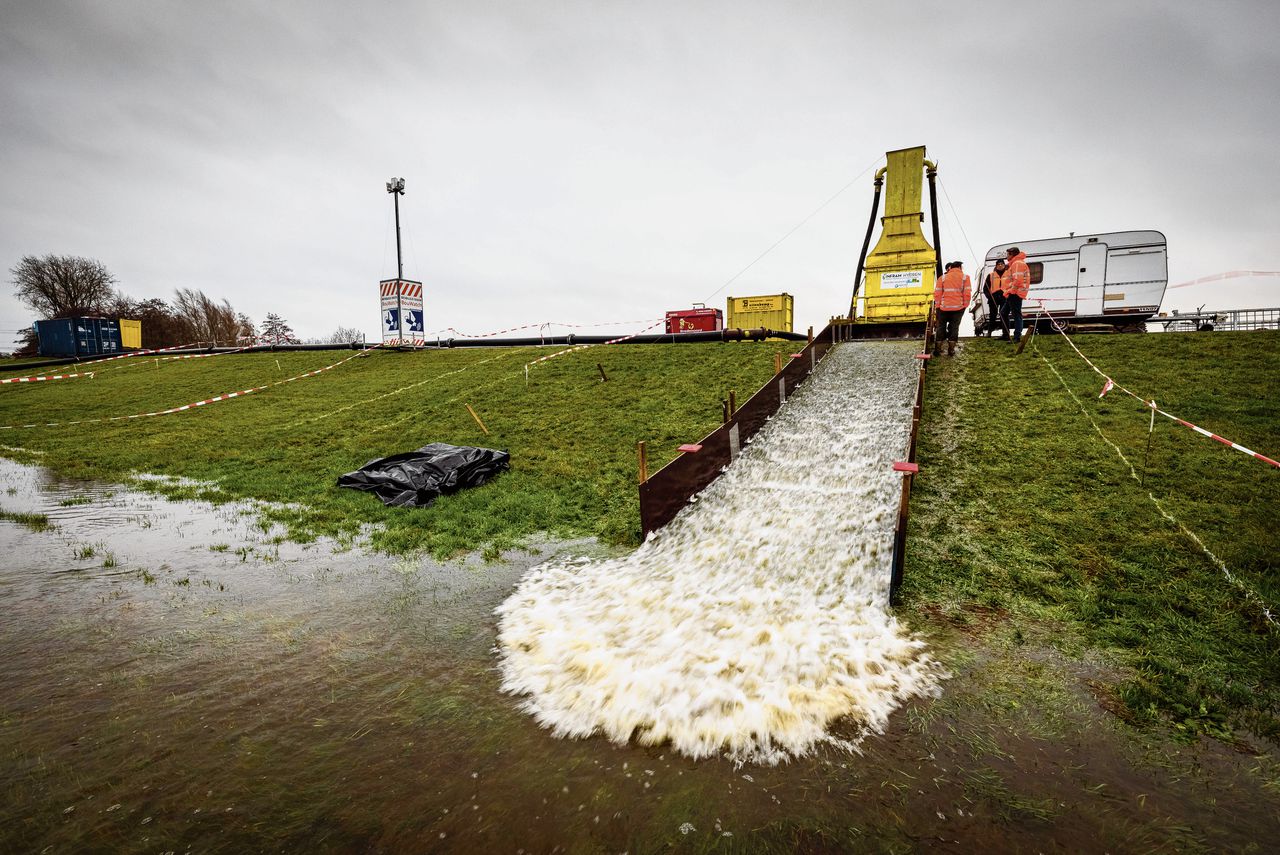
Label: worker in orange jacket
xmin=932 ymin=260 xmax=971 ymax=357
xmin=1000 ymin=247 xmax=1031 ymax=343
xmin=982 ymin=259 xmax=1009 ymax=338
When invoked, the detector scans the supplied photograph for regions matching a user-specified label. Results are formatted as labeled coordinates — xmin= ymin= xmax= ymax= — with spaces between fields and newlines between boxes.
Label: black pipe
xmin=433 ymin=328 xmax=807 ymax=347
xmin=926 ymin=164 xmax=943 ymax=279
xmin=848 ymin=174 xmax=884 ymax=320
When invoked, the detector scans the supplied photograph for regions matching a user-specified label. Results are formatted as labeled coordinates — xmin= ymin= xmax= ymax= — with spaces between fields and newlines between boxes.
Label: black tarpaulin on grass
xmin=337 ymin=443 xmax=510 ymax=508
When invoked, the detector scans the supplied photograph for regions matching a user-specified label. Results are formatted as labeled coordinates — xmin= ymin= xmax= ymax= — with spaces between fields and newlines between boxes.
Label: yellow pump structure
xmin=840 ymin=145 xmax=943 ymax=337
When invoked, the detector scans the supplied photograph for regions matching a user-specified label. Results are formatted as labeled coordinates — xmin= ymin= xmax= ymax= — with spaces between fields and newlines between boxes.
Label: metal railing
xmin=1152 ymin=307 xmax=1280 ymax=332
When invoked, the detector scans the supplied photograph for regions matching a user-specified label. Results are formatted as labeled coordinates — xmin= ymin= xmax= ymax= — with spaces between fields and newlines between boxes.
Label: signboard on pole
xmin=379 ymin=279 xmax=425 ymax=344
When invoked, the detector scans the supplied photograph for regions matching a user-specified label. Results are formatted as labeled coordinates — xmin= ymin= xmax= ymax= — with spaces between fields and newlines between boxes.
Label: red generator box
xmin=665 ymin=305 xmax=724 ymax=334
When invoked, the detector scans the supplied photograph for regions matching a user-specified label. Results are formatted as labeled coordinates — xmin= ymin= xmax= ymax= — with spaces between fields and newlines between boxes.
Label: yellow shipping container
xmin=119 ymin=318 xmax=142 ymax=349
xmin=726 ymin=293 xmax=793 ymax=332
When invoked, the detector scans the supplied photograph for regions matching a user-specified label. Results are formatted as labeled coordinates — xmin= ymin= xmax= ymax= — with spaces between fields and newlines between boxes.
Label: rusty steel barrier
xmin=638 ymin=324 xmax=835 ymax=536
xmin=637 ymin=313 xmax=932 ymax=605
xmin=888 ymin=304 xmax=935 ymax=603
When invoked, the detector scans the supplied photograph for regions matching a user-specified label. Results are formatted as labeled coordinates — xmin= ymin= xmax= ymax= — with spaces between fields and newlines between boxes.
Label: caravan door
xmin=1075 ymin=242 xmax=1107 ymax=317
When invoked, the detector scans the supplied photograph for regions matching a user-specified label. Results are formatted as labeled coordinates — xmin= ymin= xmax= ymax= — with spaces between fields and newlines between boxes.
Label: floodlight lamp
xmin=386 ymin=177 xmax=405 ymax=194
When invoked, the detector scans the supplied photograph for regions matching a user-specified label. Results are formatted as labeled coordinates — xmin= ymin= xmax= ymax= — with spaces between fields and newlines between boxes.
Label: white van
xmin=971 ymin=230 xmax=1167 ymax=333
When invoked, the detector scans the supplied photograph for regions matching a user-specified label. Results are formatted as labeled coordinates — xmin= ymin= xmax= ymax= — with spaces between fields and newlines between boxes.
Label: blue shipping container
xmin=34 ymin=317 xmax=125 ymax=357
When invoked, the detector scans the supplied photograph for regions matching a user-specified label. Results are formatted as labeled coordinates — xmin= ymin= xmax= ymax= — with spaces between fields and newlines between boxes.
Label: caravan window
xmin=1028 ymin=262 xmax=1044 ymax=284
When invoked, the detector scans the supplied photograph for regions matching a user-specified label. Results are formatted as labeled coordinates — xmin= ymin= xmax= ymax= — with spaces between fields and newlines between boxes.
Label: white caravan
xmin=971 ymin=230 xmax=1168 ymax=332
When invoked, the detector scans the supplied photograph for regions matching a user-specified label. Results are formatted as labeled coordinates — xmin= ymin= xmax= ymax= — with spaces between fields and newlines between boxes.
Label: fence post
xmin=465 ymin=404 xmax=490 ymax=435
xmin=637 ymin=441 xmax=648 ymax=484
xmin=889 ymin=462 xmax=918 ymax=604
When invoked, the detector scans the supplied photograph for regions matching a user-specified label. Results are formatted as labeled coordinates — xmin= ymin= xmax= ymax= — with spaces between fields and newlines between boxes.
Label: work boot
xmin=947 ymin=340 xmax=956 ymax=357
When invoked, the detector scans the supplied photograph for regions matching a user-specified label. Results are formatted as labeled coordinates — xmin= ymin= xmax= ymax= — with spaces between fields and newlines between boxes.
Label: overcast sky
xmin=2 ymin=0 xmax=1277 ymax=345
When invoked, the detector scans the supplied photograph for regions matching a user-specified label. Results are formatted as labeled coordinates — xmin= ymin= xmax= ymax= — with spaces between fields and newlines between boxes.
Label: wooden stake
xmin=597 ymin=362 xmax=608 ymax=382
xmin=774 ymin=352 xmax=782 ymax=375
xmin=637 ymin=441 xmax=648 ymax=483
xmin=465 ymin=403 xmax=490 ymax=435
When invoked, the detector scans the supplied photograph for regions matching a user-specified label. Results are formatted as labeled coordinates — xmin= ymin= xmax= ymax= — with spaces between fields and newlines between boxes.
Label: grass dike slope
xmin=0 ymin=341 xmax=797 ymax=557
xmin=904 ymin=330 xmax=1279 ymax=747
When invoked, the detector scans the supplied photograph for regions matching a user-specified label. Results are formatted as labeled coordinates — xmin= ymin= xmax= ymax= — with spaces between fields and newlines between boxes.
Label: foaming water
xmin=497 ymin=342 xmax=946 ymax=765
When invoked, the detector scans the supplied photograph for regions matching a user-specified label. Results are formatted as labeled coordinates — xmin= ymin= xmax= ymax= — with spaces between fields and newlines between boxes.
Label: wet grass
xmin=0 ymin=342 xmax=796 ymax=557
xmin=0 ymin=507 xmax=52 ymax=532
xmin=903 ymin=330 xmax=1280 ymax=745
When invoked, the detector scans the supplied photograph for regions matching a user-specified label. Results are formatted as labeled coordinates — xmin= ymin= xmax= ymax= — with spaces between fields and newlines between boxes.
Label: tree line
xmin=8 ymin=254 xmax=363 ymax=354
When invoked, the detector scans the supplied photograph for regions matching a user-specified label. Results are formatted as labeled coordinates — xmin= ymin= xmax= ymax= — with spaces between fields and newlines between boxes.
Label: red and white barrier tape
xmin=1 ymin=367 xmax=101 ymax=385
xmin=0 ymin=340 xmax=211 ymax=385
xmin=1168 ymin=270 xmax=1280 ymax=289
xmin=0 ymin=340 xmax=281 ymax=386
xmin=524 ymin=320 xmax=668 ymax=380
xmin=1028 ymin=306 xmax=1279 ymax=469
xmin=1037 ymin=350 xmax=1277 ymax=630
xmin=0 ymin=346 xmax=380 ymax=431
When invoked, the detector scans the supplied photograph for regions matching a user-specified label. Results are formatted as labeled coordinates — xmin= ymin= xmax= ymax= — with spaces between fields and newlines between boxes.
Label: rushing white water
xmin=496 ymin=342 xmax=945 ymax=765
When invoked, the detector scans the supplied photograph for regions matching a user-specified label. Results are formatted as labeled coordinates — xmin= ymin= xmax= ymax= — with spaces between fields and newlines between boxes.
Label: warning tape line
xmin=1028 ymin=305 xmax=1279 ymax=468
xmin=1168 ymin=270 xmax=1280 ymax=289
xmin=1037 ymin=349 xmax=1277 ymax=630
xmin=524 ymin=319 xmax=667 ymax=377
xmin=1 ymin=368 xmax=97 ymax=384
xmin=0 ymin=346 xmax=381 ymax=431
xmin=1 ymin=340 xmax=205 ymax=385
xmin=0 ymin=339 xmax=286 ymax=386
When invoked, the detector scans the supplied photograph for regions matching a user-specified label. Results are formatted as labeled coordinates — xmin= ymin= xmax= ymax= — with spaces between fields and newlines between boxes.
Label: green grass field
xmin=0 ymin=341 xmax=795 ymax=556
xmin=3 ymin=331 xmax=1277 ymax=750
xmin=905 ymin=330 xmax=1280 ymax=744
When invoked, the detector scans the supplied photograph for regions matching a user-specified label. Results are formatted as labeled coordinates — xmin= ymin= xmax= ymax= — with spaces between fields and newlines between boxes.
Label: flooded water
xmin=498 ymin=342 xmax=943 ymax=764
xmin=1 ymin=343 xmax=1274 ymax=853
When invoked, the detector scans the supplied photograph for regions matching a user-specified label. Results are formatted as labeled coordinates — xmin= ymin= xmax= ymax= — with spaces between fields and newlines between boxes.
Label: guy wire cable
xmin=938 ymin=177 xmax=979 ymax=269
xmin=702 ymin=155 xmax=884 ymax=303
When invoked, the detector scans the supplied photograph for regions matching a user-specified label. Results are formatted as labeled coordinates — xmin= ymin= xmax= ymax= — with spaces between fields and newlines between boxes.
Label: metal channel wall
xmin=639 ymin=324 xmax=835 ymax=536
xmin=888 ymin=309 xmax=933 ymax=602
xmin=637 ymin=313 xmax=934 ymax=602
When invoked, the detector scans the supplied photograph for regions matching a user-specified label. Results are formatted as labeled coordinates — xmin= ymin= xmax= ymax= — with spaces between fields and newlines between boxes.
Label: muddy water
xmin=1 ymin=345 xmax=1275 ymax=852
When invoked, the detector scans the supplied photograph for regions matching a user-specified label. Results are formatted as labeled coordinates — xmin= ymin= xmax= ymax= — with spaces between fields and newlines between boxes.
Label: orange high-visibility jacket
xmin=933 ymin=268 xmax=971 ymax=311
xmin=986 ymin=269 xmax=1004 ymax=297
xmin=1005 ymin=253 xmax=1031 ymax=299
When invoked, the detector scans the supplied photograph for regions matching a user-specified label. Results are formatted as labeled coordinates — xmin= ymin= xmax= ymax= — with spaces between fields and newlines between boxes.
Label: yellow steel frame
xmin=856 ymin=146 xmax=936 ymax=323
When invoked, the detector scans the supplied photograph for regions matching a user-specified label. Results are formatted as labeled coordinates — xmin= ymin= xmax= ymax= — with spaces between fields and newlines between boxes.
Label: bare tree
xmin=235 ymin=313 xmax=257 ymax=344
xmin=325 ymin=325 xmax=364 ymax=344
xmin=173 ymin=287 xmax=244 ymax=345
xmin=120 ymin=297 xmax=193 ymax=349
xmin=260 ymin=313 xmax=299 ymax=345
xmin=10 ymin=254 xmax=117 ymax=318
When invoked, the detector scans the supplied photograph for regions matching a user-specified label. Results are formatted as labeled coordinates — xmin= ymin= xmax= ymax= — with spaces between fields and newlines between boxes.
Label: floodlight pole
xmin=387 ymin=177 xmax=406 ymax=280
